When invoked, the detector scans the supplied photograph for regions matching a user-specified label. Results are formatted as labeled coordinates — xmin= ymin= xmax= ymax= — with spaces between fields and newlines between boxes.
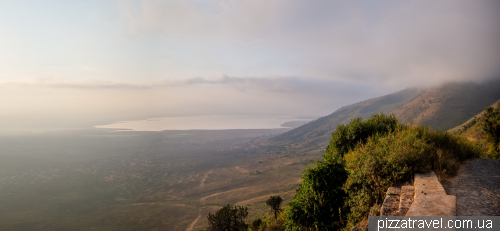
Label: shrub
xmin=251 ymin=218 xmax=262 ymax=231
xmin=343 ymin=127 xmax=432 ymax=225
xmin=285 ymin=154 xmax=348 ymax=230
xmin=285 ymin=113 xmax=484 ymax=230
xmin=259 ymin=210 xmax=287 ymax=231
xmin=325 ymin=113 xmax=400 ymax=158
xmin=207 ymin=204 xmax=248 ymax=231
xmin=343 ymin=125 xmax=482 ymax=228
xmin=483 ymin=105 xmax=500 ymax=150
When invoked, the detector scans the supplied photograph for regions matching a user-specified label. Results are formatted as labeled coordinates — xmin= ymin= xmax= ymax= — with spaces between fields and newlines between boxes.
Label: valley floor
xmin=0 ymin=129 xmax=320 ymax=231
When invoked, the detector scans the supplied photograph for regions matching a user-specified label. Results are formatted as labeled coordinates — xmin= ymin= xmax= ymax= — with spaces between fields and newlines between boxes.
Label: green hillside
xmin=393 ymin=79 xmax=500 ymax=130
xmin=449 ymin=99 xmax=500 ymax=141
xmin=261 ymin=88 xmax=423 ymax=153
xmin=262 ymin=79 xmax=500 ymax=154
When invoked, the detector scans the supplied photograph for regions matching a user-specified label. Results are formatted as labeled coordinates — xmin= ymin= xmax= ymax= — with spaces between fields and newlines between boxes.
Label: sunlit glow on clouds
xmin=0 ymin=0 xmax=499 ymax=130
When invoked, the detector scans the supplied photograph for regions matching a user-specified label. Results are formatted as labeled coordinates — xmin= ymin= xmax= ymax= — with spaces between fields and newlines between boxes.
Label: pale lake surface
xmin=95 ymin=115 xmax=312 ymax=131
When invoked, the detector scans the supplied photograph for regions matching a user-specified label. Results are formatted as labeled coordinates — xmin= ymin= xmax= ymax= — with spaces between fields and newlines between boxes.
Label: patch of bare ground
xmin=234 ymin=166 xmax=249 ymax=174
xmin=442 ymin=158 xmax=500 ymax=216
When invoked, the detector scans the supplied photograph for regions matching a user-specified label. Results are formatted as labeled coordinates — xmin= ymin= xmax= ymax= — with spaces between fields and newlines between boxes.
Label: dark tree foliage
xmin=325 ymin=113 xmax=400 ymax=158
xmin=266 ymin=195 xmax=283 ymax=220
xmin=207 ymin=204 xmax=249 ymax=231
xmin=285 ymin=113 xmax=401 ymax=230
xmin=250 ymin=218 xmax=262 ymax=231
xmin=483 ymin=106 xmax=500 ymax=148
xmin=285 ymin=154 xmax=348 ymax=230
xmin=285 ymin=113 xmax=483 ymax=230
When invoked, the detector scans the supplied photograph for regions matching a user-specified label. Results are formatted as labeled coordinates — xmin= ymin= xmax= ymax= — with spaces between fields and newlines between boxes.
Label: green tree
xmin=285 ymin=154 xmax=348 ymax=230
xmin=266 ymin=196 xmax=283 ymax=220
xmin=250 ymin=218 xmax=262 ymax=231
xmin=285 ymin=113 xmax=401 ymax=230
xmin=207 ymin=204 xmax=249 ymax=231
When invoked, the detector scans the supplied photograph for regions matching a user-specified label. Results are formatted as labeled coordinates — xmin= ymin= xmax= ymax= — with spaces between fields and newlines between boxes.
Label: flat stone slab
xmin=406 ymin=171 xmax=456 ymax=216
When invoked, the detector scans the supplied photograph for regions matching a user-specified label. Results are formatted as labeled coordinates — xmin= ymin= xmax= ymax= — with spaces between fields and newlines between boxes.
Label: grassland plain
xmin=0 ymin=128 xmax=318 ymax=231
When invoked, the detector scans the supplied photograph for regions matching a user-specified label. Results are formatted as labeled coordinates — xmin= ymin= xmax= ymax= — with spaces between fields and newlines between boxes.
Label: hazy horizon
xmin=95 ymin=115 xmax=312 ymax=131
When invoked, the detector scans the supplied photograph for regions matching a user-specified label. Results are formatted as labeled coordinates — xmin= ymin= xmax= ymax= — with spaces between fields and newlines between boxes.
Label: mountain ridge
xmin=393 ymin=79 xmax=500 ymax=130
xmin=259 ymin=87 xmax=423 ymax=153
xmin=261 ymin=79 xmax=500 ymax=154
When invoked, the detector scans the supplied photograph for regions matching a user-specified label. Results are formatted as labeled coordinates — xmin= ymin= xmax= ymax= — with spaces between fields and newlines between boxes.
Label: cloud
xmin=2 ymin=1 xmax=500 ymax=131
xmin=119 ymin=0 xmax=500 ymax=88
xmin=0 ymin=75 xmax=382 ymax=100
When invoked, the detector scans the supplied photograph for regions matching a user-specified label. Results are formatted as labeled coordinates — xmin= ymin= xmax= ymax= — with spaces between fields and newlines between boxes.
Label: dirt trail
xmin=185 ymin=212 xmax=201 ymax=231
xmin=442 ymin=158 xmax=500 ymax=215
xmin=200 ymin=186 xmax=253 ymax=203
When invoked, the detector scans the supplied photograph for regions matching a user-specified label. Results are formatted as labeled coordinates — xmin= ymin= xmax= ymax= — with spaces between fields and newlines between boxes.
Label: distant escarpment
xmin=262 ymin=78 xmax=500 ymax=154
xmin=393 ymin=79 xmax=500 ymax=131
xmin=261 ymin=87 xmax=423 ymax=153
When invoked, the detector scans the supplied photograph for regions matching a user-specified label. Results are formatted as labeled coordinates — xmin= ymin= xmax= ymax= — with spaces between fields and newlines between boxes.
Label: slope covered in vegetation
xmin=262 ymin=88 xmax=423 ymax=153
xmin=450 ymin=100 xmax=500 ymax=161
xmin=263 ymin=79 xmax=500 ymax=156
xmin=392 ymin=79 xmax=500 ymax=130
xmin=284 ymin=114 xmax=483 ymax=230
xmin=449 ymin=99 xmax=500 ymax=140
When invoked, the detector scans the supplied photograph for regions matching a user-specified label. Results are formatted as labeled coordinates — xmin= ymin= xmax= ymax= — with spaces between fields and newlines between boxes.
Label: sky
xmin=0 ymin=0 xmax=499 ymax=131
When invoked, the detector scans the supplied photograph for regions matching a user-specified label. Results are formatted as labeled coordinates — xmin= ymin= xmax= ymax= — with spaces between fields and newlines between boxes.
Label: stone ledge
xmin=406 ymin=171 xmax=456 ymax=216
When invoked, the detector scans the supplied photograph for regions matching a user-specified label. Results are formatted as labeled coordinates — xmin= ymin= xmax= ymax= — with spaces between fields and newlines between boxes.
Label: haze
xmin=1 ymin=0 xmax=499 ymax=131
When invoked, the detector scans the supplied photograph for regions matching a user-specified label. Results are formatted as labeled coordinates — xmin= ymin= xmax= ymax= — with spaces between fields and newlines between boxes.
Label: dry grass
xmin=393 ymin=81 xmax=500 ymax=130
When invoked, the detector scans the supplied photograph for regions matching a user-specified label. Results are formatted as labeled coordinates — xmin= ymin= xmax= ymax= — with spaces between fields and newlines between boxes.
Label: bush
xmin=259 ymin=210 xmax=287 ymax=231
xmin=251 ymin=218 xmax=262 ymax=231
xmin=284 ymin=113 xmax=484 ymax=230
xmin=285 ymin=154 xmax=348 ymax=230
xmin=343 ymin=125 xmax=482 ymax=228
xmin=207 ymin=204 xmax=248 ymax=231
xmin=483 ymin=105 xmax=500 ymax=150
xmin=325 ymin=113 xmax=400 ymax=158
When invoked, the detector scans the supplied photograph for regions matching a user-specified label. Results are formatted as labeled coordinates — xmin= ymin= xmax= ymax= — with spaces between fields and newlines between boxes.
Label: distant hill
xmin=261 ymin=79 xmax=500 ymax=154
xmin=392 ymin=79 xmax=500 ymax=130
xmin=260 ymin=87 xmax=423 ymax=153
